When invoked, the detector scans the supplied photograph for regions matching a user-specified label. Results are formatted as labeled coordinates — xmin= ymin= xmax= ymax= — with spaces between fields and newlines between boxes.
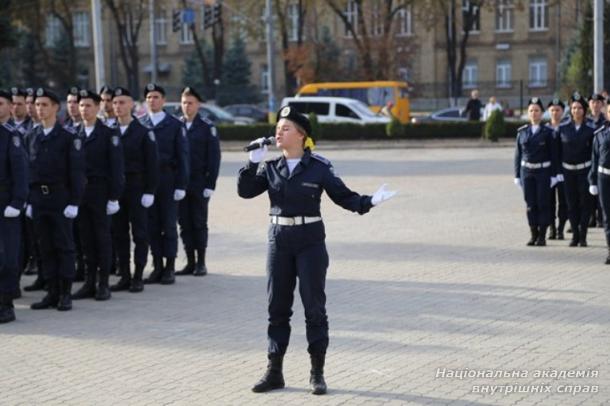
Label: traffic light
xmin=172 ymin=10 xmax=182 ymax=33
xmin=212 ymin=3 xmax=221 ymax=23
xmin=203 ymin=2 xmax=221 ymax=30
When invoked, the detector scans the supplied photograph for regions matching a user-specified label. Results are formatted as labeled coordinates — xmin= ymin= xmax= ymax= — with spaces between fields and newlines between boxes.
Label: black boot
xmin=95 ymin=270 xmax=111 ymax=301
xmin=193 ymin=248 xmax=208 ymax=276
xmin=605 ymin=248 xmax=610 ymax=265
xmin=72 ymin=267 xmax=96 ymax=300
xmin=535 ymin=226 xmax=547 ymax=246
xmin=24 ymin=275 xmax=46 ymax=292
xmin=310 ymin=353 xmax=328 ymax=395
xmin=110 ymin=263 xmax=131 ymax=292
xmin=579 ymin=225 xmax=588 ymax=247
xmin=175 ymin=250 xmax=195 ymax=275
xmin=129 ymin=264 xmax=145 ymax=293
xmin=252 ymin=354 xmax=285 ymax=393
xmin=160 ymin=257 xmax=176 ymax=285
xmin=548 ymin=223 xmax=557 ymax=240
xmin=57 ymin=280 xmax=73 ymax=311
xmin=31 ymin=280 xmax=58 ymax=310
xmin=144 ymin=256 xmax=164 ymax=284
xmin=0 ymin=294 xmax=16 ymax=324
xmin=557 ymin=220 xmax=566 ymax=240
xmin=527 ymin=227 xmax=538 ymax=246
xmin=569 ymin=225 xmax=579 ymax=247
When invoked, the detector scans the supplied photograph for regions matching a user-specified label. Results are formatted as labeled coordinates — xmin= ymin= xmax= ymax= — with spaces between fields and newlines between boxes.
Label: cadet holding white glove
xmin=203 ymin=188 xmax=214 ymax=199
xmin=106 ymin=200 xmax=120 ymax=215
xmin=371 ymin=184 xmax=397 ymax=206
xmin=249 ymin=138 xmax=269 ymax=163
xmin=63 ymin=205 xmax=79 ymax=219
xmin=141 ymin=193 xmax=155 ymax=208
xmin=3 ymin=206 xmax=21 ymax=218
xmin=173 ymin=189 xmax=186 ymax=201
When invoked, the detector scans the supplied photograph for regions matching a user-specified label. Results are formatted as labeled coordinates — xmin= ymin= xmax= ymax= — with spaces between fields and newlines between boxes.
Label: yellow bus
xmin=296 ymin=81 xmax=411 ymax=123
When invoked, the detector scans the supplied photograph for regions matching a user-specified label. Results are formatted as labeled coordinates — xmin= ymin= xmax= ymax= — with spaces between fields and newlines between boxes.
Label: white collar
xmin=149 ymin=111 xmax=166 ymax=126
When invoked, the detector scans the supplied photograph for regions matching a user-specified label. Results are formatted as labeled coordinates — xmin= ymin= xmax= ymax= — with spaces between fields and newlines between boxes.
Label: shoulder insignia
xmin=12 ymin=136 xmax=21 ymax=148
xmin=210 ymin=126 xmax=217 ymax=137
xmin=594 ymin=126 xmax=606 ymax=135
xmin=111 ymin=135 xmax=119 ymax=147
xmin=2 ymin=122 xmax=15 ymax=132
xmin=586 ymin=121 xmax=597 ymax=129
xmin=517 ymin=124 xmax=528 ymax=132
xmin=73 ymin=138 xmax=82 ymax=151
xmin=311 ymin=153 xmax=331 ymax=166
xmin=65 ymin=126 xmax=76 ymax=135
xmin=148 ymin=130 xmax=156 ymax=142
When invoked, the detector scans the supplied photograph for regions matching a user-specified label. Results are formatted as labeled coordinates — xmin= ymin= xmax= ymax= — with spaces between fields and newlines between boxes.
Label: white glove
xmin=371 ymin=183 xmax=397 ymax=206
xmin=203 ymin=188 xmax=214 ymax=199
xmin=3 ymin=206 xmax=20 ymax=218
xmin=550 ymin=177 xmax=558 ymax=188
xmin=248 ymin=138 xmax=268 ymax=163
xmin=141 ymin=193 xmax=154 ymax=208
xmin=63 ymin=205 xmax=79 ymax=219
xmin=174 ymin=189 xmax=186 ymax=201
xmin=589 ymin=185 xmax=599 ymax=196
xmin=106 ymin=200 xmax=120 ymax=215
xmin=556 ymin=174 xmax=564 ymax=183
xmin=25 ymin=204 xmax=33 ymax=219
xmin=514 ymin=178 xmax=522 ymax=188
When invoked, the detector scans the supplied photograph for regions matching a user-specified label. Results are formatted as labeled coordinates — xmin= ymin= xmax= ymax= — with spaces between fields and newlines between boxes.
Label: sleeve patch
xmin=111 ymin=135 xmax=119 ymax=147
xmin=12 ymin=136 xmax=20 ymax=148
xmin=73 ymin=138 xmax=82 ymax=151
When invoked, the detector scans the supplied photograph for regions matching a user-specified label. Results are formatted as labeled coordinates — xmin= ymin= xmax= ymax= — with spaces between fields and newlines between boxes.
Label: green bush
xmin=386 ymin=117 xmax=403 ymax=137
xmin=216 ymin=121 xmax=527 ymax=141
xmin=484 ymin=110 xmax=506 ymax=142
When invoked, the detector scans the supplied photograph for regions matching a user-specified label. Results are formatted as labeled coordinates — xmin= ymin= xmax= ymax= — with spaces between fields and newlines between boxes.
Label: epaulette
xmin=517 ymin=124 xmax=528 ymax=132
xmin=201 ymin=116 xmax=214 ymax=127
xmin=586 ymin=121 xmax=597 ymax=129
xmin=64 ymin=126 xmax=76 ymax=135
xmin=2 ymin=122 xmax=16 ymax=132
xmin=594 ymin=124 xmax=608 ymax=135
xmin=559 ymin=121 xmax=571 ymax=129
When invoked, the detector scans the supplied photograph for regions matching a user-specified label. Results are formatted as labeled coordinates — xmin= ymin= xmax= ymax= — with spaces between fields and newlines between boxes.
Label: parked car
xmin=280 ymin=96 xmax=391 ymax=124
xmin=157 ymin=102 xmax=254 ymax=125
xmin=224 ymin=104 xmax=268 ymax=123
xmin=411 ymin=107 xmax=485 ymax=123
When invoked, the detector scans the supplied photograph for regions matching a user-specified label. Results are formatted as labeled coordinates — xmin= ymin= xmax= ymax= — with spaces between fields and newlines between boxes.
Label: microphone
xmin=244 ymin=136 xmax=274 ymax=152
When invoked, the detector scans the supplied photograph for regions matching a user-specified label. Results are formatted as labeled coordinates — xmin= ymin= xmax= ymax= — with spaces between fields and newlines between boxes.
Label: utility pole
xmin=149 ymin=0 xmax=158 ymax=83
xmin=265 ymin=0 xmax=276 ymax=115
xmin=91 ymin=0 xmax=106 ymax=89
xmin=593 ymin=0 xmax=603 ymax=92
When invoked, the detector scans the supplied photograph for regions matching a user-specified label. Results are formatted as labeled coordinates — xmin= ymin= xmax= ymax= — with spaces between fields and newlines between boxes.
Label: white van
xmin=279 ymin=96 xmax=391 ymax=124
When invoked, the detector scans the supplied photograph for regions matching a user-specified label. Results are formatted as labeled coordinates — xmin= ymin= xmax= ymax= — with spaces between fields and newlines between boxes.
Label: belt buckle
xmin=286 ymin=217 xmax=295 ymax=226
xmin=41 ymin=185 xmax=49 ymax=195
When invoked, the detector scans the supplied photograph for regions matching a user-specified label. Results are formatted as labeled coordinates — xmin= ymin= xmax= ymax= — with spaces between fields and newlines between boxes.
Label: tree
xmin=216 ymin=36 xmax=260 ymax=106
xmin=275 ymin=0 xmax=308 ymax=95
xmin=182 ymin=47 xmax=216 ymax=99
xmin=104 ymin=0 xmax=146 ymax=96
xmin=311 ymin=26 xmax=343 ymax=82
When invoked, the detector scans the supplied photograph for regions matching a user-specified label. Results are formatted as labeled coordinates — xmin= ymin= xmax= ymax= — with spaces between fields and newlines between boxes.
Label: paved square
xmin=2 ymin=144 xmax=609 ymax=405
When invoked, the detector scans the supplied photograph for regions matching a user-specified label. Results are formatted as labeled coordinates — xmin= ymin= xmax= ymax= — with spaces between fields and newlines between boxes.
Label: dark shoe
xmin=548 ymin=223 xmax=557 ymax=240
xmin=535 ymin=227 xmax=547 ymax=246
xmin=129 ymin=264 xmax=145 ymax=293
xmin=193 ymin=249 xmax=207 ymax=276
xmin=569 ymin=239 xmax=579 ymax=247
xmin=252 ymin=354 xmax=285 ymax=393
xmin=72 ymin=282 xmax=96 ymax=300
xmin=56 ymin=280 xmax=72 ymax=311
xmin=579 ymin=226 xmax=588 ymax=247
xmin=31 ymin=293 xmax=59 ymax=310
xmin=0 ymin=295 xmax=16 ymax=324
xmin=527 ymin=227 xmax=538 ymax=246
xmin=579 ymin=239 xmax=588 ymax=247
xmin=557 ymin=221 xmax=566 ymax=240
xmin=24 ymin=277 xmax=46 ymax=292
xmin=23 ymin=259 xmax=37 ymax=275
xmin=110 ymin=277 xmax=131 ymax=292
xmin=310 ymin=353 xmax=327 ymax=395
xmin=144 ymin=257 xmax=164 ymax=284
xmin=95 ymin=284 xmax=111 ymax=301
xmin=175 ymin=250 xmax=195 ymax=275
xmin=160 ymin=257 xmax=176 ymax=285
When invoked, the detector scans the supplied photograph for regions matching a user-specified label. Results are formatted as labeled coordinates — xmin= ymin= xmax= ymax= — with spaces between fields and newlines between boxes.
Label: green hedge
xmin=217 ymin=121 xmax=527 ymax=141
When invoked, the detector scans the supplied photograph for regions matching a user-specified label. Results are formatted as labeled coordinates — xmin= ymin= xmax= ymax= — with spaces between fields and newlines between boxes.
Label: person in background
xmin=483 ymin=96 xmax=503 ymax=120
xmin=463 ymin=89 xmax=482 ymax=121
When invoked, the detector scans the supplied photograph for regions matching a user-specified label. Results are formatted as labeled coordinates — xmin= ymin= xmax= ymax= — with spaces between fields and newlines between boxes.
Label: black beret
xmin=277 ymin=105 xmax=311 ymax=135
xmin=181 ymin=86 xmax=203 ymax=102
xmin=99 ymin=85 xmax=114 ymax=96
xmin=527 ymin=97 xmax=544 ymax=110
xmin=112 ymin=87 xmax=132 ymax=98
xmin=570 ymin=92 xmax=588 ymax=110
xmin=144 ymin=83 xmax=165 ymax=97
xmin=34 ymin=88 xmax=60 ymax=104
xmin=590 ymin=93 xmax=605 ymax=102
xmin=78 ymin=89 xmax=101 ymax=103
xmin=10 ymin=87 xmax=27 ymax=97
xmin=67 ymin=86 xmax=80 ymax=97
xmin=547 ymin=98 xmax=565 ymax=109
xmin=0 ymin=89 xmax=12 ymax=102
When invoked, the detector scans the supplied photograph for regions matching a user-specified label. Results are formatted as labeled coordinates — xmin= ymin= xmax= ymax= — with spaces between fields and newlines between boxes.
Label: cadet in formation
xmin=238 ymin=106 xmax=396 ymax=395
xmin=546 ymin=98 xmax=568 ymax=240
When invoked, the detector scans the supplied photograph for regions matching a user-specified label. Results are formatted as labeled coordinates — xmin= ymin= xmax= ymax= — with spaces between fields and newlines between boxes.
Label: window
xmin=530 ymin=0 xmax=548 ymax=31
xmin=288 ymin=102 xmax=330 ymax=116
xmin=462 ymin=61 xmax=478 ymax=89
xmin=155 ymin=9 xmax=167 ymax=45
xmin=336 ymin=104 xmax=360 ymax=119
xmin=180 ymin=21 xmax=194 ymax=44
xmin=496 ymin=60 xmax=511 ymax=88
xmin=462 ymin=0 xmax=480 ymax=33
xmin=396 ymin=2 xmax=413 ymax=36
xmin=73 ymin=12 xmax=90 ymax=47
xmin=529 ymin=57 xmax=547 ymax=87
xmin=343 ymin=0 xmax=358 ymax=37
xmin=261 ymin=65 xmax=269 ymax=94
xmin=495 ymin=0 xmax=514 ymax=32
xmin=45 ymin=16 xmax=62 ymax=47
xmin=287 ymin=2 xmax=303 ymax=42
xmin=371 ymin=0 xmax=383 ymax=37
